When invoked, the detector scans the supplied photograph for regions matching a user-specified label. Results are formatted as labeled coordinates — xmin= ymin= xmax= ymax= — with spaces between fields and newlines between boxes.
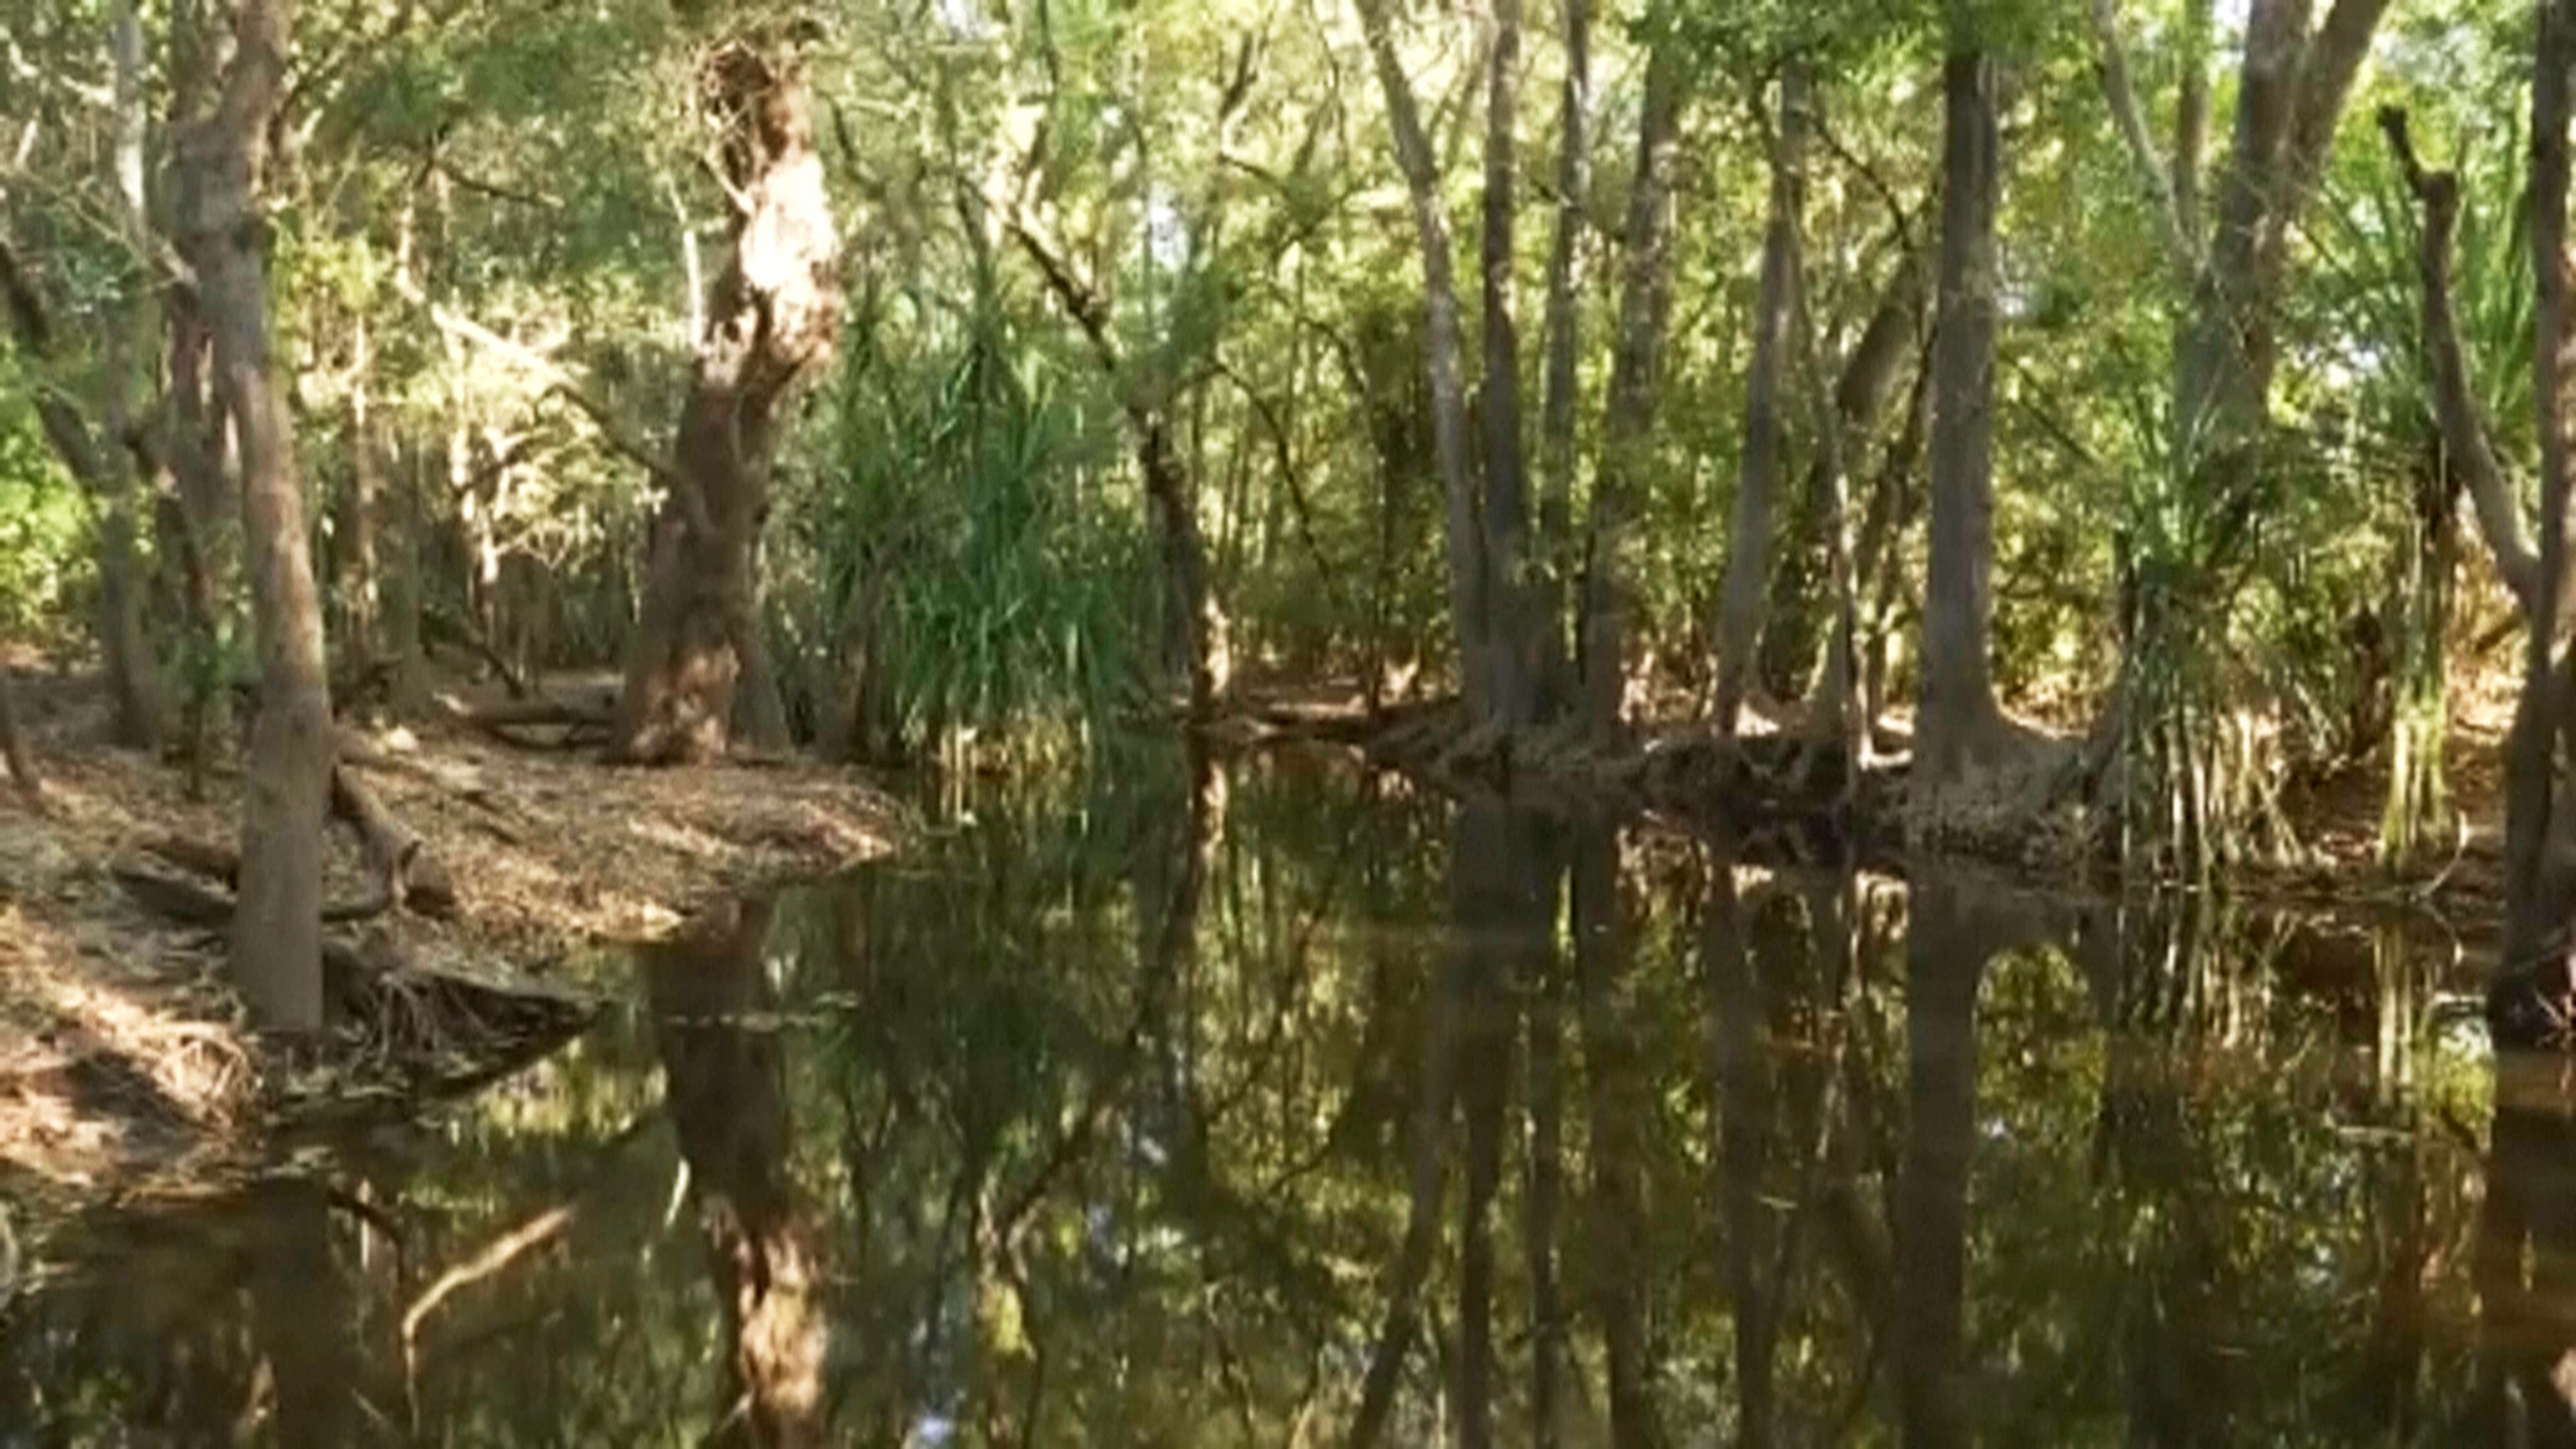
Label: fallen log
xmin=434 ymin=690 xmax=616 ymax=749
xmin=332 ymin=765 xmax=459 ymax=919
xmin=142 ymin=833 xmax=240 ymax=889
xmin=113 ymin=859 xmax=394 ymax=928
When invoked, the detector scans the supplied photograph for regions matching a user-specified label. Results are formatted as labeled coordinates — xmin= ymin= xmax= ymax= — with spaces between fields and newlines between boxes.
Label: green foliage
xmin=0 ymin=367 xmax=95 ymax=646
xmin=780 ymin=289 xmax=1150 ymax=759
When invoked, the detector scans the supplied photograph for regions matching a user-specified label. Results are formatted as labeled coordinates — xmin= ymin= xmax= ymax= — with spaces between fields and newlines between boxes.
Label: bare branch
xmin=2088 ymin=0 xmax=2200 ymax=278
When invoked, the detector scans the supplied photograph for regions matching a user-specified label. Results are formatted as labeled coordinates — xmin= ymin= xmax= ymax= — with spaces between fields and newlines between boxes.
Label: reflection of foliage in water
xmin=0 ymin=755 xmax=2515 ymax=1442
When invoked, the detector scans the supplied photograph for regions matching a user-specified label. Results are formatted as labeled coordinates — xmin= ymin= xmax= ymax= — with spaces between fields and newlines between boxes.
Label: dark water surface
xmin=0 ymin=746 xmax=2551 ymax=1444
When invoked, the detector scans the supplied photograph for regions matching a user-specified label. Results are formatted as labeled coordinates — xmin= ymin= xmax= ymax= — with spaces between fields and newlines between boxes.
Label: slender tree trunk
xmin=1916 ymin=46 xmax=2007 ymax=788
xmin=98 ymin=0 xmax=164 ymax=753
xmin=176 ymin=0 xmax=331 ymax=1031
xmin=1580 ymin=42 xmax=1687 ymax=743
xmin=339 ymin=325 xmax=384 ymax=697
xmin=1356 ymin=0 xmax=1495 ymax=720
xmin=1533 ymin=0 xmax=1590 ymax=720
xmin=383 ymin=441 xmax=429 ymax=714
xmin=162 ymin=0 xmax=235 ymax=775
xmin=1478 ymin=0 xmax=1541 ymax=728
xmin=1713 ymin=66 xmax=1809 ymax=743
xmin=2508 ymin=0 xmax=2574 ymax=977
xmin=613 ymin=36 xmax=840 ymax=764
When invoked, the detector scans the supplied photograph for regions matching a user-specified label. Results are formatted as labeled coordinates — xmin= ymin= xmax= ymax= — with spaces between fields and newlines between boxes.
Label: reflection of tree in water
xmin=2473 ymin=1053 xmax=2576 ymax=1444
xmin=643 ymin=895 xmax=829 ymax=1446
xmin=0 ymin=757 xmax=2524 ymax=1441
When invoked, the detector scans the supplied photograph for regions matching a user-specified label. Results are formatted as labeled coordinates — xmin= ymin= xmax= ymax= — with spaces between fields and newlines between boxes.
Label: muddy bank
xmin=0 ymin=674 xmax=906 ymax=1231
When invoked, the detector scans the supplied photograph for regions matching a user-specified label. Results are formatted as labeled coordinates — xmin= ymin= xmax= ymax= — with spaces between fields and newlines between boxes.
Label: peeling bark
xmin=613 ymin=35 xmax=840 ymax=764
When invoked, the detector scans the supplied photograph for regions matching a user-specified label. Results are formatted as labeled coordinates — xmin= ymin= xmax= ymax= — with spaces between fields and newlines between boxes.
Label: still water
xmin=0 ymin=746 xmax=2553 ymax=1444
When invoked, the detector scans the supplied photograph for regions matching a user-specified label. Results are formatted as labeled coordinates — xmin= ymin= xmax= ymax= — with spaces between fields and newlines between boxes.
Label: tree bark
xmin=2508 ymin=0 xmax=2573 ymax=976
xmin=612 ymin=35 xmax=840 ymax=764
xmin=98 ymin=0 xmax=166 ymax=753
xmin=1916 ymin=46 xmax=2008 ymax=787
xmin=1534 ymin=0 xmax=1591 ymax=720
xmin=0 ymin=667 xmax=38 ymax=799
xmin=1478 ymin=0 xmax=1542 ymax=728
xmin=1356 ymin=0 xmax=1495 ymax=720
xmin=177 ymin=0 xmax=331 ymax=1031
xmin=1579 ymin=40 xmax=1687 ymax=743
xmin=339 ymin=326 xmax=384 ymax=697
xmin=1712 ymin=65 xmax=1810 ymax=744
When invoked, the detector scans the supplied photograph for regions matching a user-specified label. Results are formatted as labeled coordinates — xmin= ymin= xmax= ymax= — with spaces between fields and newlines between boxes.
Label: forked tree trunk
xmin=179 ymin=0 xmax=333 ymax=1030
xmin=1711 ymin=65 xmax=1809 ymax=743
xmin=1579 ymin=40 xmax=1687 ymax=743
xmin=612 ymin=34 xmax=840 ymax=764
xmin=1916 ymin=46 xmax=2008 ymax=788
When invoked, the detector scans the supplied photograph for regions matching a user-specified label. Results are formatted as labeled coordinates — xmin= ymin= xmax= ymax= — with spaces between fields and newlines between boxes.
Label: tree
xmin=1915 ymin=32 xmax=2006 ymax=789
xmin=1711 ymin=64 xmax=1811 ymax=745
xmin=611 ymin=25 xmax=841 ymax=765
xmin=1580 ymin=34 xmax=1688 ymax=743
xmin=174 ymin=0 xmax=333 ymax=1030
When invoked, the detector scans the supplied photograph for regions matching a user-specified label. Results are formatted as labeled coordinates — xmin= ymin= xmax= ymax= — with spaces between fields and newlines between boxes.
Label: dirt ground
xmin=0 ymin=667 xmax=906 ymax=1226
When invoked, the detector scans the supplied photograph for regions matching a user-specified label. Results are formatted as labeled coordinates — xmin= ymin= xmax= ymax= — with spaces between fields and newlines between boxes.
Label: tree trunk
xmin=1356 ymin=0 xmax=1495 ymax=720
xmin=383 ymin=441 xmax=429 ymax=714
xmin=1712 ymin=65 xmax=1809 ymax=743
xmin=1578 ymin=40 xmax=1687 ymax=743
xmin=0 ymin=667 xmax=38 ymax=799
xmin=1478 ymin=0 xmax=1541 ymax=728
xmin=1916 ymin=46 xmax=2007 ymax=788
xmin=97 ymin=0 xmax=164 ymax=753
xmin=339 ymin=331 xmax=384 ymax=698
xmin=0 ymin=237 xmax=161 ymax=754
xmin=176 ymin=0 xmax=331 ymax=1032
xmin=612 ymin=36 xmax=840 ymax=764
xmin=162 ymin=0 xmax=237 ymax=775
xmin=1533 ymin=0 xmax=1590 ymax=720
xmin=2508 ymin=0 xmax=2573 ymax=977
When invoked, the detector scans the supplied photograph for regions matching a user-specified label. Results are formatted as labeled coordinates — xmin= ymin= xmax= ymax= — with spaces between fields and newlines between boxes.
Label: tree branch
xmin=2088 ymin=0 xmax=2200 ymax=278
xmin=2380 ymin=105 xmax=2553 ymax=621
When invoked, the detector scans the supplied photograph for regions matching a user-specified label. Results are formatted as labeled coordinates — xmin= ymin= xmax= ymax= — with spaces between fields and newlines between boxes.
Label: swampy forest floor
xmin=0 ymin=665 xmax=904 ymax=1228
